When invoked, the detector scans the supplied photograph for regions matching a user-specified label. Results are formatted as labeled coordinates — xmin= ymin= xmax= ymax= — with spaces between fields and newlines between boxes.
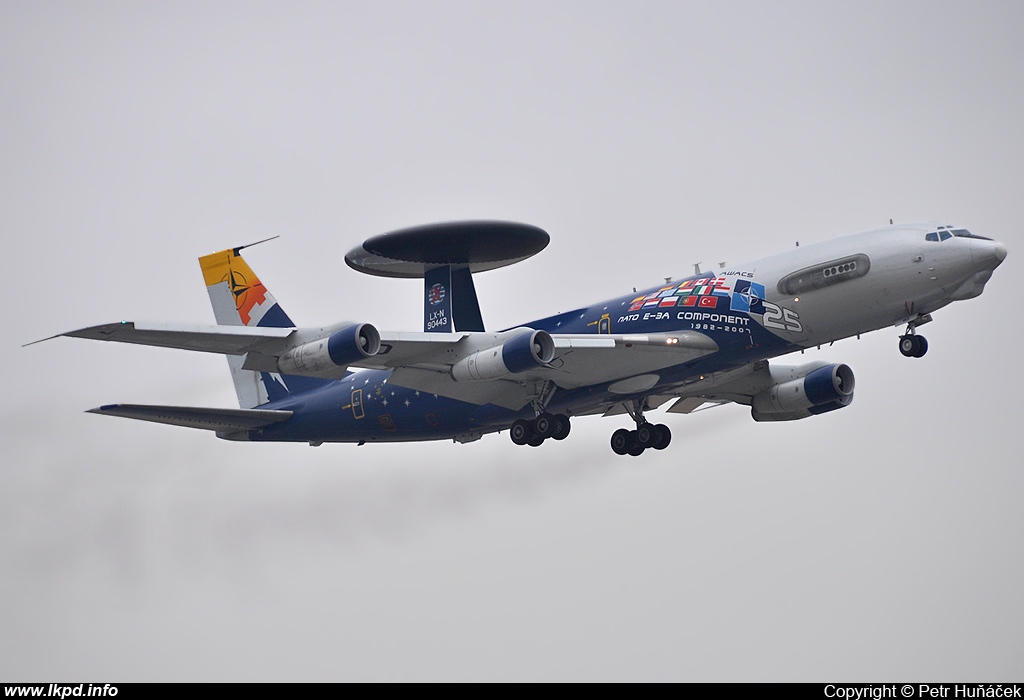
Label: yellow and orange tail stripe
xmin=199 ymin=249 xmax=273 ymax=326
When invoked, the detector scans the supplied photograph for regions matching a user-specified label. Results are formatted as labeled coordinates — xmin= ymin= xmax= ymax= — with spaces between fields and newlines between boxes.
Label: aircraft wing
xmin=357 ymin=330 xmax=717 ymax=375
xmin=40 ymin=322 xmax=469 ymax=365
xmin=40 ymin=321 xmax=295 ymax=354
xmin=43 ymin=321 xmax=720 ymax=411
xmin=379 ymin=330 xmax=719 ymax=409
xmin=564 ymin=361 xmax=765 ymax=419
xmin=588 ymin=358 xmax=854 ymax=424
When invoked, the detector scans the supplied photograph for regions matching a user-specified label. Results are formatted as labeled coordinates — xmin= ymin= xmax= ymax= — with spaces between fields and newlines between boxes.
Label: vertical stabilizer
xmin=450 ymin=266 xmax=485 ymax=332
xmin=199 ymin=243 xmax=331 ymax=407
xmin=423 ymin=265 xmax=485 ymax=333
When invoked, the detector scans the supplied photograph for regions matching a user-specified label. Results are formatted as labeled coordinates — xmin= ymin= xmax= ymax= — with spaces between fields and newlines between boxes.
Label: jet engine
xmin=451 ymin=329 xmax=555 ymax=381
xmin=751 ymin=362 xmax=855 ymax=422
xmin=276 ymin=323 xmax=381 ymax=375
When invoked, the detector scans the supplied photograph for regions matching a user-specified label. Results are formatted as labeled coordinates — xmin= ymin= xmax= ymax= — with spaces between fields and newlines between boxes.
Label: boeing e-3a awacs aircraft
xmin=39 ymin=221 xmax=1006 ymax=456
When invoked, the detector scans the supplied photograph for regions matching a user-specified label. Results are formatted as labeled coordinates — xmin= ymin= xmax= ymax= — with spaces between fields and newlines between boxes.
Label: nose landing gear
xmin=899 ymin=333 xmax=928 ymax=358
xmin=899 ymin=313 xmax=932 ymax=358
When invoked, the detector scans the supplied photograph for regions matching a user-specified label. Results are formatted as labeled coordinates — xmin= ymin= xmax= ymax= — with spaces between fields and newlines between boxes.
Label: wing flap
xmin=666 ymin=397 xmax=709 ymax=414
xmin=522 ymin=331 xmax=718 ymax=389
xmin=88 ymin=403 xmax=293 ymax=431
xmin=359 ymin=331 xmax=472 ymax=369
xmin=552 ymin=336 xmax=616 ymax=349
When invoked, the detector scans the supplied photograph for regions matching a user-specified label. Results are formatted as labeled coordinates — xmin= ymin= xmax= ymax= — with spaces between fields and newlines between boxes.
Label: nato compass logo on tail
xmin=731 ymin=280 xmax=766 ymax=314
xmin=224 ymin=269 xmax=269 ymax=325
xmin=428 ymin=283 xmax=447 ymax=306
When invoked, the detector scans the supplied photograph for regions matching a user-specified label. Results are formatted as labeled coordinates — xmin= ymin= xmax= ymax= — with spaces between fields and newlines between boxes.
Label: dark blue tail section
xmin=424 ymin=265 xmax=485 ymax=333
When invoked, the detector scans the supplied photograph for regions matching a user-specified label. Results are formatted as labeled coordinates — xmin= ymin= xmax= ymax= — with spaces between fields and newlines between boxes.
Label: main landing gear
xmin=509 ymin=413 xmax=571 ymax=447
xmin=609 ymin=400 xmax=671 ymax=457
xmin=899 ymin=314 xmax=931 ymax=358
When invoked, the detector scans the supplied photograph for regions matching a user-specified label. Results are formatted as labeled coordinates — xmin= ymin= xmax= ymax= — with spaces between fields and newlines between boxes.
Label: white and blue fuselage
xmin=237 ymin=222 xmax=1005 ymax=445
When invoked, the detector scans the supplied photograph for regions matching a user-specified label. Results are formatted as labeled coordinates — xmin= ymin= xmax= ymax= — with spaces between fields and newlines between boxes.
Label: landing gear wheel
xmin=510 ymin=419 xmax=533 ymax=446
xmin=626 ymin=430 xmax=645 ymax=457
xmin=527 ymin=434 xmax=545 ymax=447
xmin=900 ymin=335 xmax=927 ymax=358
xmin=636 ymin=423 xmax=656 ymax=448
xmin=610 ymin=428 xmax=632 ymax=455
xmin=651 ymin=424 xmax=672 ymax=450
xmin=534 ymin=412 xmax=556 ymax=439
xmin=550 ymin=414 xmax=571 ymax=441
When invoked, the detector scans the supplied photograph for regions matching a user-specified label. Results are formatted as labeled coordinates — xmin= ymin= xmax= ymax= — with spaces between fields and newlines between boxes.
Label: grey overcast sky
xmin=2 ymin=0 xmax=1022 ymax=681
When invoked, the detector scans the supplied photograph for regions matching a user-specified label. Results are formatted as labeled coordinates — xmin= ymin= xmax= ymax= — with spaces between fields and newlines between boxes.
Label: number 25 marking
xmin=763 ymin=301 xmax=803 ymax=333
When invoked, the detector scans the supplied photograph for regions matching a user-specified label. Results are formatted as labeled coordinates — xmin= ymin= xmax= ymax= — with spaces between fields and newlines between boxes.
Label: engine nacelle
xmin=751 ymin=362 xmax=855 ymax=422
xmin=451 ymin=329 xmax=555 ymax=382
xmin=751 ymin=398 xmax=853 ymax=422
xmin=277 ymin=323 xmax=381 ymax=375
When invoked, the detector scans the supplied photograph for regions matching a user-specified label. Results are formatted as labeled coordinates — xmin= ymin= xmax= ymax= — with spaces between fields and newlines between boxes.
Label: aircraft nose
xmin=971 ymin=238 xmax=1007 ymax=271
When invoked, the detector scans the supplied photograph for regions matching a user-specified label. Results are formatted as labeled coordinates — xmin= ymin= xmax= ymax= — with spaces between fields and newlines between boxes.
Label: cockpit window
xmin=951 ymin=228 xmax=993 ymax=241
xmin=927 ymin=228 xmax=992 ymax=242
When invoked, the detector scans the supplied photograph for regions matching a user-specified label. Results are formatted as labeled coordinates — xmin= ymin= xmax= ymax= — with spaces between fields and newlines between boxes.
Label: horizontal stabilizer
xmin=87 ymin=403 xmax=293 ymax=432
